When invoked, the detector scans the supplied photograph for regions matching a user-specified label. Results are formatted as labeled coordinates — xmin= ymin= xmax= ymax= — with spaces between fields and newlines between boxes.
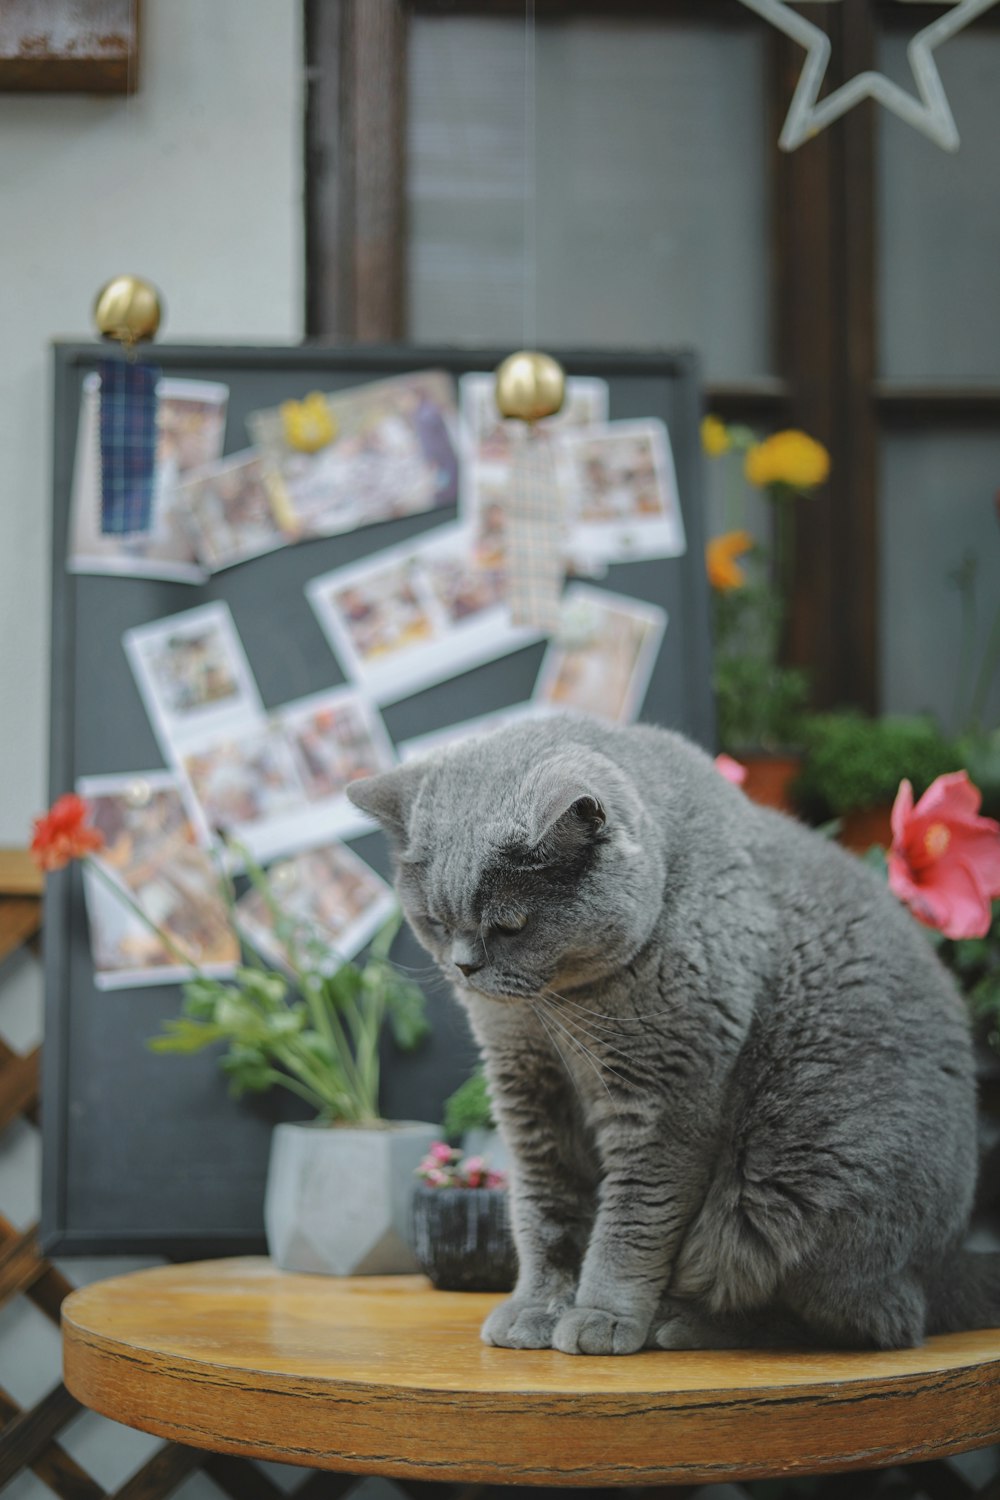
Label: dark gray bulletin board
xmin=41 ymin=344 xmax=712 ymax=1256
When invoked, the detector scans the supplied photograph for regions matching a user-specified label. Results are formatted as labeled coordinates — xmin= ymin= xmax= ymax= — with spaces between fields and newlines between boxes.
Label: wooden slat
xmin=876 ymin=384 xmax=1000 ymax=423
xmin=0 ymin=1382 xmax=82 ymax=1490
xmin=0 ymin=898 xmax=42 ymax=966
xmin=0 ymin=1226 xmax=46 ymax=1307
xmin=109 ymin=1442 xmax=204 ymax=1500
xmin=0 ymin=1045 xmax=40 ymax=1133
xmin=0 ymin=1211 xmax=75 ymax=1323
xmin=0 ymin=850 xmax=43 ymax=898
xmin=203 ymin=1452 xmax=286 ymax=1500
xmin=0 ymin=1039 xmax=39 ymax=1125
xmin=0 ymin=1385 xmax=105 ymax=1500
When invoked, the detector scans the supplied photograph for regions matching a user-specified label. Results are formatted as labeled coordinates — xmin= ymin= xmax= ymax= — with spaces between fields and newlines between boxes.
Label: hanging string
xmin=522 ymin=0 xmax=537 ymax=350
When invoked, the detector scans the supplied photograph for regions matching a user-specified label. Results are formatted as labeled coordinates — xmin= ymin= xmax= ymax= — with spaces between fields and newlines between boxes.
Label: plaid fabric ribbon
xmin=98 ymin=357 xmax=160 ymax=535
xmin=504 ymin=426 xmax=566 ymax=632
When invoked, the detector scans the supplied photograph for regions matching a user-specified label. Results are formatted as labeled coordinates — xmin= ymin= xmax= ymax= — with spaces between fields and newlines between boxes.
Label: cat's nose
xmin=456 ymin=959 xmax=483 ymax=978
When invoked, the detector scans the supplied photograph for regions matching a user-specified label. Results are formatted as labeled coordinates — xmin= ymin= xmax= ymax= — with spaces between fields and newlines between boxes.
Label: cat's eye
xmin=492 ymin=914 xmax=528 ymax=936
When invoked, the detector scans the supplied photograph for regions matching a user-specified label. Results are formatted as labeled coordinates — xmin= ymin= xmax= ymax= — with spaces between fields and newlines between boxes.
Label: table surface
xmin=62 ymin=1257 xmax=1000 ymax=1487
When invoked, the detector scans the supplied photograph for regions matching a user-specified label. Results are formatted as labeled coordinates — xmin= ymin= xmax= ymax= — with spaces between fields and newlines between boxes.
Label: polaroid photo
xmin=179 ymin=723 xmax=308 ymax=854
xmin=398 ymin=702 xmax=556 ymax=763
xmin=235 ymin=842 xmax=396 ymax=973
xmin=533 ymin=585 xmax=667 ymax=725
xmin=179 ymin=449 xmax=295 ymax=573
xmin=178 ymin=688 xmax=395 ymax=864
xmin=306 ymin=523 xmax=544 ymax=705
xmin=459 ymin=374 xmax=610 ymax=573
xmin=124 ymin=601 xmax=265 ymax=762
xmin=247 ymin=370 xmax=460 ymax=539
xmin=558 ymin=419 xmax=686 ymax=570
xmin=78 ymin=770 xmax=238 ymax=990
xmin=68 ymin=374 xmax=228 ymax=583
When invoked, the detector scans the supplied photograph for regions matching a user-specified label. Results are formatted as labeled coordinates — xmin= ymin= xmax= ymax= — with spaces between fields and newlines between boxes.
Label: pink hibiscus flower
xmin=714 ymin=753 xmax=748 ymax=787
xmin=887 ymin=771 xmax=1000 ymax=940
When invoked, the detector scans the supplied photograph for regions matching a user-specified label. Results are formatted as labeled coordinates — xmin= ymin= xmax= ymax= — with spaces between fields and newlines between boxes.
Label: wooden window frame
xmin=304 ymin=0 xmax=1000 ymax=717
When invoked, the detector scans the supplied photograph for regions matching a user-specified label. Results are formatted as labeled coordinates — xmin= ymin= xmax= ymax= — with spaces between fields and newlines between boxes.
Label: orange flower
xmin=744 ymin=430 xmax=830 ymax=491
xmin=30 ymin=794 xmax=104 ymax=872
xmin=706 ymin=530 xmax=754 ymax=591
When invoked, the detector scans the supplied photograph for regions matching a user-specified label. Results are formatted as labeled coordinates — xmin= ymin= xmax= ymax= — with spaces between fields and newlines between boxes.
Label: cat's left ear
xmin=522 ymin=767 xmax=608 ymax=866
xmin=346 ymin=763 xmax=425 ymax=841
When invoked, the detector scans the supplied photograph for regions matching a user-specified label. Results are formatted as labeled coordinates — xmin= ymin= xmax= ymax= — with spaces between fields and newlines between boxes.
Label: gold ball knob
xmin=494 ymin=350 xmax=566 ymax=423
xmin=93 ymin=275 xmax=163 ymax=346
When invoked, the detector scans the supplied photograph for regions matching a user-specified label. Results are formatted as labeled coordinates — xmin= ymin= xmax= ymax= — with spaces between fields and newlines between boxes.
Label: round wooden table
xmin=62 ymin=1258 xmax=1000 ymax=1488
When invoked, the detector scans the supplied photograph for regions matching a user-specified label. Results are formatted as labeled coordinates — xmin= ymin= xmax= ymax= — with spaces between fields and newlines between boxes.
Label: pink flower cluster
xmin=417 ymin=1141 xmax=507 ymax=1189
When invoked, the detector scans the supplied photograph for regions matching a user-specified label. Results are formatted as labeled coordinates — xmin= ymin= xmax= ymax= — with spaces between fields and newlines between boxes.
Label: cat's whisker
xmin=530 ymin=1001 xmax=588 ymax=1110
xmin=536 ymin=995 xmax=628 ymax=1105
xmin=539 ymin=989 xmax=636 ymax=1067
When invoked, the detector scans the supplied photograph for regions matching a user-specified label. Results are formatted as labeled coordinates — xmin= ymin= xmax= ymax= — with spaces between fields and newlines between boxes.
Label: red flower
xmin=887 ymin=772 xmax=1000 ymax=940
xmin=30 ymin=794 xmax=105 ymax=872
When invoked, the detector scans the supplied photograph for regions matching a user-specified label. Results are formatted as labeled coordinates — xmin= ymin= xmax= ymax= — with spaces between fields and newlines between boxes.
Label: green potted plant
xmin=410 ymin=1143 xmax=516 ymax=1292
xmin=442 ymin=1066 xmax=508 ymax=1169
xmin=30 ymin=794 xmax=435 ymax=1277
xmin=702 ymin=417 xmax=829 ymax=809
xmin=794 ymin=711 xmax=958 ymax=850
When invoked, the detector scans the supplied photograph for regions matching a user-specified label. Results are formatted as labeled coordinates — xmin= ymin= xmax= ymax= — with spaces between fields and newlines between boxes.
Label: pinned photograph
xmin=180 ymin=689 xmax=395 ymax=863
xmin=235 ymin=842 xmax=397 ymax=972
xmin=78 ymin=771 xmax=238 ymax=990
xmin=459 ymin=374 xmax=609 ymax=574
xmin=179 ymin=449 xmax=295 ymax=573
xmin=247 ymin=370 xmax=460 ymax=539
xmin=124 ymin=602 xmax=265 ymax=762
xmin=68 ymin=374 xmax=228 ymax=583
xmin=534 ymin=585 xmax=667 ymax=724
xmin=306 ymin=524 xmax=544 ymax=704
xmin=558 ymin=419 xmax=686 ymax=569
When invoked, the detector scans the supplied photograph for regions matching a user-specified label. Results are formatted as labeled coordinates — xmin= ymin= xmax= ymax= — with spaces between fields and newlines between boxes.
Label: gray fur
xmin=347 ymin=715 xmax=999 ymax=1354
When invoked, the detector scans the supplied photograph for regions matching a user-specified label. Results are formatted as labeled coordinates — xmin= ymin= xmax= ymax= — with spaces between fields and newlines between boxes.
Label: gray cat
xmin=347 ymin=714 xmax=1000 ymax=1354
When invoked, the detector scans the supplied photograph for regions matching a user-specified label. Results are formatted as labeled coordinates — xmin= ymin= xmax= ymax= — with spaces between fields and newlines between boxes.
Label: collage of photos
xmin=235 ymin=843 xmax=397 ymax=975
xmin=69 ymin=375 xmax=229 ymax=583
xmin=83 ymin=362 xmax=683 ymax=991
xmin=307 ymin=522 xmax=545 ymax=704
xmin=247 ymin=370 xmax=460 ymax=539
xmin=78 ymin=771 xmax=239 ymax=990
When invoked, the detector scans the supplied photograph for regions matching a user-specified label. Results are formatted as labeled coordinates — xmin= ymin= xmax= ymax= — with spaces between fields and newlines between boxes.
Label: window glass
xmin=878 ymin=31 xmax=1000 ymax=381
xmin=407 ymin=16 xmax=773 ymax=379
xmin=879 ymin=432 xmax=1000 ymax=732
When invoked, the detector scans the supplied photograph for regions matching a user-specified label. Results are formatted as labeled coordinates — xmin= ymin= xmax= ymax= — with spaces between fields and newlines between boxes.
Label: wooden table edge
xmin=62 ymin=1308 xmax=1000 ymax=1487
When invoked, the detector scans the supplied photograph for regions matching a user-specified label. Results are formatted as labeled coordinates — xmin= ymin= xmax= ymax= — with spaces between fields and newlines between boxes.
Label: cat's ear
xmin=346 ymin=764 xmax=424 ymax=841
xmin=521 ymin=768 xmax=608 ymax=866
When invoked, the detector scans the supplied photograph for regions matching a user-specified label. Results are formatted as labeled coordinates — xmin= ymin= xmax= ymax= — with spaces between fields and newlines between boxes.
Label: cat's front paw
xmin=552 ymin=1306 xmax=648 ymax=1356
xmin=481 ymin=1298 xmax=560 ymax=1349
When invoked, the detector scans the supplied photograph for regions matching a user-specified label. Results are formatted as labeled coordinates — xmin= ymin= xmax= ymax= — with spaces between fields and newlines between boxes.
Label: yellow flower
xmin=701 ymin=414 xmax=731 ymax=457
xmin=281 ymin=392 xmax=337 ymax=453
xmin=744 ymin=430 xmax=830 ymax=491
xmin=706 ymin=530 xmax=754 ymax=592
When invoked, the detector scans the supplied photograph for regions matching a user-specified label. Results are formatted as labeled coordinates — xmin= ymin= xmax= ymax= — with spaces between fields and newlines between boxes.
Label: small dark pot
xmin=410 ymin=1185 xmax=518 ymax=1292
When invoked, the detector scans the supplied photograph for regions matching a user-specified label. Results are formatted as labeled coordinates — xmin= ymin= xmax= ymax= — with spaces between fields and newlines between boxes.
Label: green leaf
xmin=384 ymin=972 xmax=430 ymax=1051
xmin=147 ymin=1018 xmax=230 ymax=1054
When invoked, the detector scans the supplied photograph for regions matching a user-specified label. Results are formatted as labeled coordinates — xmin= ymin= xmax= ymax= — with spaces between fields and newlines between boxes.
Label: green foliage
xmin=946 ymin=902 xmax=1000 ymax=1045
xmin=794 ymin=711 xmax=959 ymax=820
xmin=442 ymin=1069 xmax=495 ymax=1138
xmin=149 ymin=847 xmax=429 ymax=1124
xmin=712 ymin=582 xmax=809 ymax=752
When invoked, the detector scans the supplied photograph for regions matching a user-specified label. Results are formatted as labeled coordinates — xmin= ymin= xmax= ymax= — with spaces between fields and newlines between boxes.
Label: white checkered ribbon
xmin=504 ymin=425 xmax=566 ymax=632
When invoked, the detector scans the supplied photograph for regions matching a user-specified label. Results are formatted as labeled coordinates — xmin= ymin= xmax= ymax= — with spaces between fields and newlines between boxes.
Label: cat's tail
xmin=925 ymin=1251 xmax=1000 ymax=1334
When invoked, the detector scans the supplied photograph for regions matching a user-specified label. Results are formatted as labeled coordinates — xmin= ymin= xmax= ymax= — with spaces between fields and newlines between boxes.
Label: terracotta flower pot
xmin=410 ymin=1185 xmax=517 ymax=1292
xmin=738 ymin=753 xmax=803 ymax=814
xmin=838 ymin=805 xmax=894 ymax=854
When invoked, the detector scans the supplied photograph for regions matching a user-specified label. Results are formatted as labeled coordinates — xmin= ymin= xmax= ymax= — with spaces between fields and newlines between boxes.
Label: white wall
xmin=0 ymin=0 xmax=303 ymax=843
xmin=0 ymin=9 xmax=301 ymax=1498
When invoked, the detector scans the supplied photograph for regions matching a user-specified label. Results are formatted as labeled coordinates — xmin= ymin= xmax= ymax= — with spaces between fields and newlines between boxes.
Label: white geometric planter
xmin=264 ymin=1120 xmax=439 ymax=1276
